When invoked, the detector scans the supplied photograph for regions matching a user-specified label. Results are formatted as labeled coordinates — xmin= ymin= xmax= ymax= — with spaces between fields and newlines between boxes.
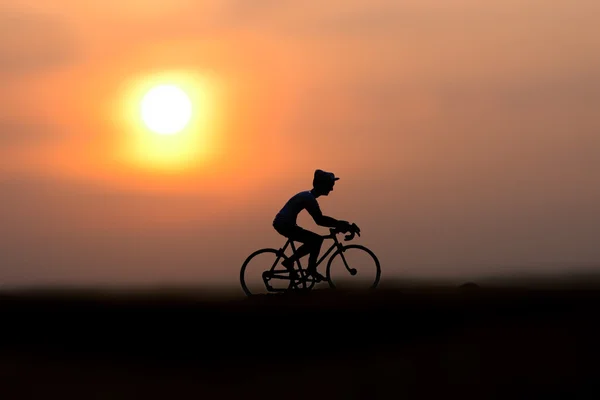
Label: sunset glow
xmin=3 ymin=0 xmax=600 ymax=290
xmin=114 ymin=70 xmax=222 ymax=172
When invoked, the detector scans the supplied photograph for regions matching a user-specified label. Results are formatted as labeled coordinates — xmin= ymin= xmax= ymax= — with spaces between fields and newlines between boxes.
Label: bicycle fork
xmin=336 ymin=244 xmax=358 ymax=277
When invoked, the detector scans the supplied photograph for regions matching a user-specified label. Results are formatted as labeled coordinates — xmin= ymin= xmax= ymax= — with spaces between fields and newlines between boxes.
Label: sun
xmin=114 ymin=70 xmax=227 ymax=173
xmin=140 ymin=84 xmax=192 ymax=135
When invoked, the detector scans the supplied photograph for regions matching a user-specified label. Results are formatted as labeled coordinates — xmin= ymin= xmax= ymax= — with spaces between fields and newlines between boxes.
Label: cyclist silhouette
xmin=272 ymin=169 xmax=357 ymax=283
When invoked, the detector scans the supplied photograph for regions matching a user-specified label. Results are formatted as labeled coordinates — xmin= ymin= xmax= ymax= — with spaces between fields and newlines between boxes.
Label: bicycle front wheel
xmin=326 ymin=245 xmax=381 ymax=290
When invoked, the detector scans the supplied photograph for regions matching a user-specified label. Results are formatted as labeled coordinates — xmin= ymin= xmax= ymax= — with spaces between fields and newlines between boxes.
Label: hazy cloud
xmin=2 ymin=0 xmax=600 ymax=288
xmin=0 ymin=174 xmax=244 ymax=287
xmin=0 ymin=119 xmax=64 ymax=147
xmin=0 ymin=9 xmax=79 ymax=76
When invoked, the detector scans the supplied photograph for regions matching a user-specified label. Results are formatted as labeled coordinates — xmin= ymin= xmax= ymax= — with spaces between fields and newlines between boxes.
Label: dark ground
xmin=1 ymin=282 xmax=600 ymax=399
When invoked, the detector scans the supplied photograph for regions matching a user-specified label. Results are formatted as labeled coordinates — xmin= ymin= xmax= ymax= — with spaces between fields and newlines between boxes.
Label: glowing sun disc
xmin=140 ymin=84 xmax=192 ymax=135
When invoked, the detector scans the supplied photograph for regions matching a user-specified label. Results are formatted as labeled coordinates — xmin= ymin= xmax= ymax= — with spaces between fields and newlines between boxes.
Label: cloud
xmin=0 ymin=9 xmax=79 ymax=77
xmin=0 ymin=174 xmax=272 ymax=287
xmin=0 ymin=119 xmax=64 ymax=147
xmin=218 ymin=0 xmax=284 ymax=22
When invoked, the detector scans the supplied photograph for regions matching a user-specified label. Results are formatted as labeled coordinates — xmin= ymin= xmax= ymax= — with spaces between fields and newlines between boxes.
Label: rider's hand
xmin=336 ymin=220 xmax=352 ymax=233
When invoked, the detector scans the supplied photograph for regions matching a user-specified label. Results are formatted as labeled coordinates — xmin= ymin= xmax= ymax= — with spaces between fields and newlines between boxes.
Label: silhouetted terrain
xmin=1 ymin=281 xmax=600 ymax=399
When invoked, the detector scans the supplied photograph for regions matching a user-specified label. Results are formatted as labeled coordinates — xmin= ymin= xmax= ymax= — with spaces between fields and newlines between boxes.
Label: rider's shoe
xmin=282 ymin=258 xmax=299 ymax=279
xmin=306 ymin=269 xmax=327 ymax=283
xmin=282 ymin=258 xmax=294 ymax=270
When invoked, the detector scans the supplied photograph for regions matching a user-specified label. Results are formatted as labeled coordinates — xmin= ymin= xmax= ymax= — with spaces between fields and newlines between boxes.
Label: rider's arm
xmin=306 ymin=201 xmax=347 ymax=229
xmin=317 ymin=215 xmax=341 ymax=228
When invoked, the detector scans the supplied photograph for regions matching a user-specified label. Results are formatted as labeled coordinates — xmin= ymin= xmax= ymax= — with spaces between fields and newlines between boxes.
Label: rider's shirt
xmin=273 ymin=190 xmax=321 ymax=227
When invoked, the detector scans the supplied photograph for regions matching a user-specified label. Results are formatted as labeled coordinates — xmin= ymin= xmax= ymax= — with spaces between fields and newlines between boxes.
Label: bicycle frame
xmin=283 ymin=230 xmax=342 ymax=268
xmin=263 ymin=228 xmax=349 ymax=291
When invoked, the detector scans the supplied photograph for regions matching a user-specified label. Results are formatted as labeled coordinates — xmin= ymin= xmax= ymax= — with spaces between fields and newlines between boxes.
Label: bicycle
xmin=239 ymin=223 xmax=381 ymax=296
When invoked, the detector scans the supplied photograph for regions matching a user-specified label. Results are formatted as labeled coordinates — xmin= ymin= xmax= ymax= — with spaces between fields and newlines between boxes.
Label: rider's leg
xmin=281 ymin=227 xmax=325 ymax=280
xmin=274 ymin=224 xmax=312 ymax=267
xmin=283 ymin=243 xmax=311 ymax=267
xmin=281 ymin=227 xmax=320 ymax=263
xmin=305 ymin=237 xmax=323 ymax=273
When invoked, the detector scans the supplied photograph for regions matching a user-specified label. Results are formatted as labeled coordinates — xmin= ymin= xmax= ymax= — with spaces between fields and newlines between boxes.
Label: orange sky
xmin=2 ymin=0 xmax=600 ymax=289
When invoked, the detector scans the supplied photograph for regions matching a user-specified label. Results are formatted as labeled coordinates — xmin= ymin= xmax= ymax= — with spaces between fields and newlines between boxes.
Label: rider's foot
xmin=282 ymin=258 xmax=294 ymax=270
xmin=306 ymin=269 xmax=327 ymax=283
xmin=282 ymin=258 xmax=299 ymax=279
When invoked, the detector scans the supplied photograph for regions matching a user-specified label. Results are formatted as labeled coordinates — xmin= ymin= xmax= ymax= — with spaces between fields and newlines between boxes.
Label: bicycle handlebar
xmin=328 ymin=223 xmax=361 ymax=241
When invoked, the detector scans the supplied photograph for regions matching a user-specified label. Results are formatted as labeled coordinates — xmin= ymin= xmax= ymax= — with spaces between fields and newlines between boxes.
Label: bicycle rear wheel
xmin=240 ymin=249 xmax=292 ymax=296
xmin=325 ymin=245 xmax=381 ymax=290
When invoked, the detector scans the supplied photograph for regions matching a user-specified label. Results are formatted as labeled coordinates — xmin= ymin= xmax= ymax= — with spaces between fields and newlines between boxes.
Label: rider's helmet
xmin=313 ymin=169 xmax=339 ymax=189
